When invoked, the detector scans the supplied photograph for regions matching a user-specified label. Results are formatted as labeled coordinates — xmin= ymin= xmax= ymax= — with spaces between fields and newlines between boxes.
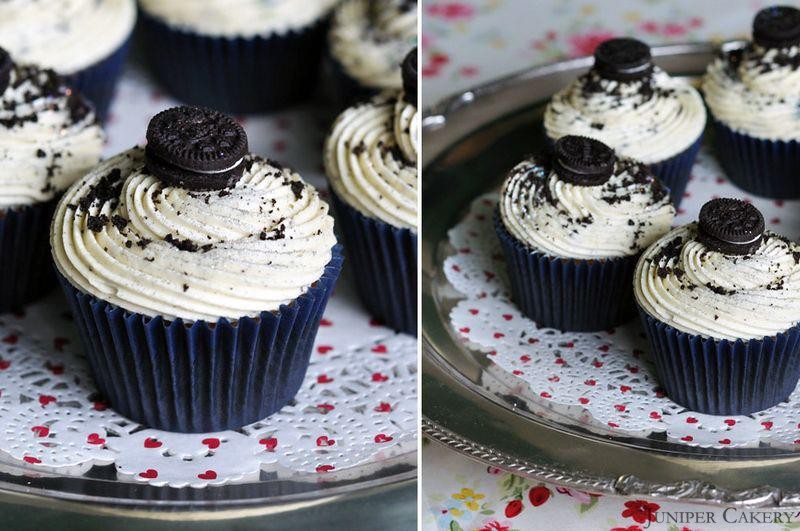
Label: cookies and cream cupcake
xmin=52 ymin=106 xmax=342 ymax=432
xmin=0 ymin=47 xmax=103 ymax=311
xmin=0 ymin=0 xmax=136 ymax=120
xmin=702 ymin=6 xmax=800 ymax=198
xmin=329 ymin=0 xmax=418 ymax=102
xmin=139 ymin=0 xmax=337 ymax=113
xmin=495 ymin=135 xmax=674 ymax=331
xmin=324 ymin=48 xmax=418 ymax=334
xmin=635 ymin=198 xmax=800 ymax=414
xmin=544 ymin=38 xmax=706 ymax=206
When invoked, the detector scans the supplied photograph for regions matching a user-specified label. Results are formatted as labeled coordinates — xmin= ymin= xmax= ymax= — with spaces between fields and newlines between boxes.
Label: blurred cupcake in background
xmin=0 ymin=0 xmax=135 ymax=121
xmin=324 ymin=48 xmax=418 ymax=334
xmin=328 ymin=0 xmax=418 ymax=105
xmin=703 ymin=5 xmax=800 ymax=199
xmin=0 ymin=47 xmax=104 ymax=311
xmin=51 ymin=106 xmax=341 ymax=432
xmin=139 ymin=0 xmax=338 ymax=113
xmin=544 ymin=38 xmax=706 ymax=207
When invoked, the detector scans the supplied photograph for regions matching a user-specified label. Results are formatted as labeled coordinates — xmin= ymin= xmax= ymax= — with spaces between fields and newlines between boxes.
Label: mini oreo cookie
xmin=402 ymin=47 xmax=418 ymax=106
xmin=145 ymin=106 xmax=248 ymax=191
xmin=553 ymin=135 xmax=616 ymax=186
xmin=0 ymin=47 xmax=13 ymax=94
xmin=698 ymin=198 xmax=765 ymax=255
xmin=753 ymin=5 xmax=800 ymax=49
xmin=594 ymin=38 xmax=653 ymax=81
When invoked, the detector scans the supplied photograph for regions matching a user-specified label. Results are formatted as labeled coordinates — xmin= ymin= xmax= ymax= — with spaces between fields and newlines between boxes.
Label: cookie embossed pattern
xmin=0 ymin=288 xmax=416 ymax=488
xmin=443 ymin=148 xmax=800 ymax=449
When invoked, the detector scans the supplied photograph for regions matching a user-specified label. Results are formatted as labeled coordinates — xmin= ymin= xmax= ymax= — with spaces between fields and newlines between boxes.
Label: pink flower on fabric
xmin=567 ymin=30 xmax=616 ymax=57
xmin=426 ymin=2 xmax=475 ymax=20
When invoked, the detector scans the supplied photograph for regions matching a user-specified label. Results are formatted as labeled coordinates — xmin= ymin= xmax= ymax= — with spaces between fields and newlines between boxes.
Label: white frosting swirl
xmin=635 ymin=224 xmax=800 ymax=340
xmin=703 ymin=45 xmax=800 ymax=141
xmin=0 ymin=0 xmax=135 ymax=74
xmin=52 ymin=149 xmax=337 ymax=322
xmin=0 ymin=64 xmax=103 ymax=208
xmin=329 ymin=0 xmax=417 ymax=90
xmin=500 ymin=157 xmax=675 ymax=259
xmin=544 ymin=68 xmax=707 ymax=164
xmin=324 ymin=92 xmax=418 ymax=229
xmin=139 ymin=0 xmax=337 ymax=37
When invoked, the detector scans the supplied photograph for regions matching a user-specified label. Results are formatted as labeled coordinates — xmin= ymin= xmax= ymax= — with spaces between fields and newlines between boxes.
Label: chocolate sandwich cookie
xmin=402 ymin=47 xmax=417 ymax=106
xmin=145 ymin=106 xmax=248 ymax=191
xmin=593 ymin=38 xmax=653 ymax=81
xmin=553 ymin=135 xmax=616 ymax=186
xmin=698 ymin=197 xmax=765 ymax=256
xmin=753 ymin=5 xmax=800 ymax=49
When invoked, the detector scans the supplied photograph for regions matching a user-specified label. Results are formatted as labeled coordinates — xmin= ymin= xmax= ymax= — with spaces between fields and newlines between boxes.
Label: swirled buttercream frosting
xmin=51 ymin=149 xmax=337 ymax=322
xmin=324 ymin=92 xmax=418 ymax=229
xmin=635 ymin=224 xmax=800 ymax=340
xmin=329 ymin=0 xmax=417 ymax=90
xmin=703 ymin=44 xmax=800 ymax=141
xmin=0 ymin=0 xmax=135 ymax=74
xmin=0 ymin=62 xmax=103 ymax=208
xmin=139 ymin=0 xmax=337 ymax=37
xmin=499 ymin=154 xmax=675 ymax=259
xmin=544 ymin=67 xmax=706 ymax=164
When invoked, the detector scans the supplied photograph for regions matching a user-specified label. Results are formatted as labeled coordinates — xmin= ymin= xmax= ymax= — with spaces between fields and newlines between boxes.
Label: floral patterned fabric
xmin=421 ymin=1 xmax=791 ymax=529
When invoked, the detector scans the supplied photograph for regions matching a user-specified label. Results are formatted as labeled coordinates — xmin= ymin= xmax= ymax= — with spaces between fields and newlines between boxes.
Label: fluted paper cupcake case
xmin=139 ymin=10 xmax=329 ymax=113
xmin=638 ymin=307 xmax=800 ymax=415
xmin=57 ymin=245 xmax=344 ymax=433
xmin=494 ymin=209 xmax=638 ymax=332
xmin=0 ymin=199 xmax=58 ymax=312
xmin=64 ymin=37 xmax=132 ymax=122
xmin=711 ymin=118 xmax=800 ymax=199
xmin=330 ymin=190 xmax=417 ymax=335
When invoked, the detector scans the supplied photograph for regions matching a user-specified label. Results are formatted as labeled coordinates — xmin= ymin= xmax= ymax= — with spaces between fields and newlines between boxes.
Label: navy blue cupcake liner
xmin=330 ymin=190 xmax=417 ymax=335
xmin=0 ymin=199 xmax=58 ymax=313
xmin=64 ymin=37 xmax=132 ymax=122
xmin=638 ymin=307 xmax=800 ymax=415
xmin=57 ymin=245 xmax=344 ymax=433
xmin=139 ymin=10 xmax=329 ymax=114
xmin=649 ymin=136 xmax=702 ymax=207
xmin=494 ymin=209 xmax=638 ymax=332
xmin=711 ymin=118 xmax=800 ymax=199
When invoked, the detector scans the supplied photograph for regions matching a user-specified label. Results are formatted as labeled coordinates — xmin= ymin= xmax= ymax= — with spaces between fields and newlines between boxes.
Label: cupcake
xmin=635 ymin=198 xmax=800 ymax=415
xmin=51 ymin=106 xmax=342 ymax=432
xmin=0 ymin=0 xmax=136 ymax=120
xmin=544 ymin=38 xmax=706 ymax=207
xmin=324 ymin=48 xmax=418 ymax=334
xmin=0 ymin=48 xmax=103 ymax=312
xmin=139 ymin=0 xmax=338 ymax=113
xmin=328 ymin=0 xmax=418 ymax=104
xmin=496 ymin=135 xmax=675 ymax=332
xmin=702 ymin=6 xmax=800 ymax=199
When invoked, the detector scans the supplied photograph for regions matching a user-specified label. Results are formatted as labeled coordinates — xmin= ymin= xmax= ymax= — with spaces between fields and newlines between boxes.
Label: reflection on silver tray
xmin=422 ymin=42 xmax=800 ymax=507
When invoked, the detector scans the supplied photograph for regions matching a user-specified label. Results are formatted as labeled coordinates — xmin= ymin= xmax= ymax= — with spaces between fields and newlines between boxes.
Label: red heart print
xmin=371 ymin=372 xmax=388 ymax=382
xmin=316 ymin=374 xmax=333 ymax=384
xmin=493 ymin=332 xmax=505 ymax=339
xmin=319 ymin=318 xmax=333 ymax=327
xmin=578 ymin=397 xmax=590 ymax=405
xmin=459 ymin=327 xmax=470 ymax=334
xmin=627 ymin=366 xmax=639 ymax=374
xmin=681 ymin=435 xmax=693 ymax=442
xmin=87 ymin=433 xmax=105 ymax=445
xmin=374 ymin=434 xmax=393 ymax=443
xmin=598 ymin=345 xmax=609 ymax=352
xmin=528 ymin=338 xmax=539 ymax=345
xmin=620 ymin=385 xmax=632 ymax=393
xmin=93 ymin=401 xmax=108 ymax=411
xmin=614 ymin=404 xmax=626 ymax=412
xmin=202 ymin=438 xmax=220 ymax=450
xmin=592 ymin=361 xmax=603 ymax=368
xmin=48 ymin=364 xmax=64 ymax=375
xmin=2 ymin=334 xmax=17 ymax=344
xmin=374 ymin=402 xmax=392 ymax=413
xmin=38 ymin=395 xmax=56 ymax=407
xmin=144 ymin=438 xmax=162 ymax=449
xmin=547 ymin=375 xmax=559 ymax=382
xmin=31 ymin=426 xmax=49 ymax=437
xmin=502 ymin=314 xmax=513 ymax=321
xmin=540 ymin=392 xmax=551 ymax=398
xmin=197 ymin=470 xmax=217 ymax=480
xmin=563 ymin=342 xmax=575 ymax=348
xmin=719 ymin=438 xmax=731 ymax=445
xmin=139 ymin=469 xmax=158 ymax=479
xmin=316 ymin=436 xmax=335 ymax=447
xmin=724 ymin=419 xmax=736 ymax=426
xmin=317 ymin=345 xmax=333 ymax=354
xmin=488 ymin=350 xmax=496 ymax=356
xmin=608 ymin=422 xmax=619 ymax=428
xmin=584 ymin=379 xmax=596 ymax=386
xmin=260 ymin=437 xmax=278 ymax=451
xmin=371 ymin=344 xmax=387 ymax=354
xmin=554 ymin=358 xmax=565 ymax=365
xmin=316 ymin=403 xmax=335 ymax=413
xmin=23 ymin=456 xmax=41 ymax=464
xmin=761 ymin=421 xmax=773 ymax=430
xmin=520 ymin=355 xmax=531 ymax=362
xmin=512 ymin=370 xmax=523 ymax=376
xmin=316 ymin=465 xmax=335 ymax=473
xmin=53 ymin=337 xmax=69 ymax=351
xmin=649 ymin=412 xmax=662 ymax=420
xmin=686 ymin=417 xmax=698 ymax=424
xmin=468 ymin=309 xmax=479 ymax=315
xmin=0 ymin=360 xmax=9 ymax=370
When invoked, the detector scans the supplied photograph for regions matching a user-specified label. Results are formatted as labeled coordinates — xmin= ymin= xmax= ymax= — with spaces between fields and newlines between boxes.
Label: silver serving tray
xmin=421 ymin=42 xmax=800 ymax=508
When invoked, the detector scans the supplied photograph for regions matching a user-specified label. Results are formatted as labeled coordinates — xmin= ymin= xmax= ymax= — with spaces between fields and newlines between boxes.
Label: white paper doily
xmin=443 ymin=147 xmax=800 ymax=450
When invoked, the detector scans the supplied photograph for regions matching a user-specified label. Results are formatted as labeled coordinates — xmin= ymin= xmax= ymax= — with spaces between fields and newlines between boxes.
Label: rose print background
xmin=421 ymin=1 xmax=800 ymax=529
